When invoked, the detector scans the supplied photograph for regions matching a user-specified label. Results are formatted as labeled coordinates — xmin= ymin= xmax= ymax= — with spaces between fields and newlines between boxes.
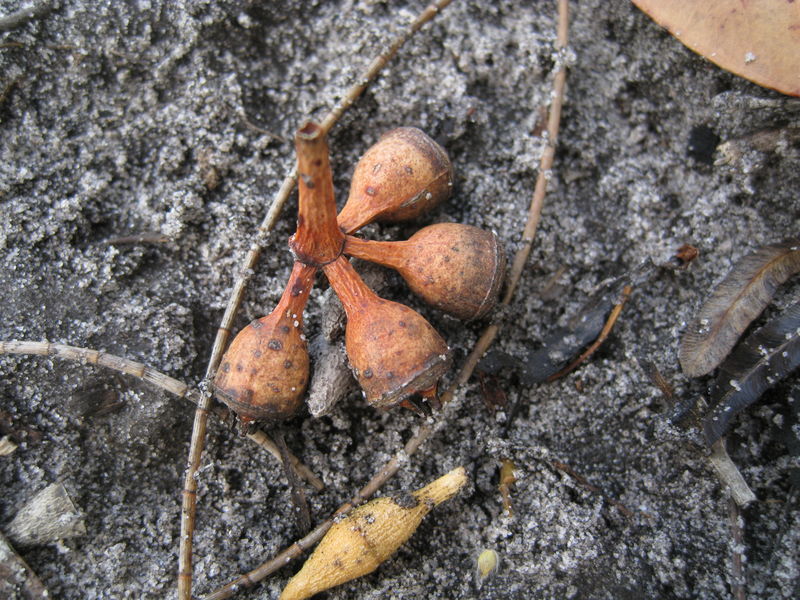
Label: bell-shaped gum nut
xmin=214 ymin=262 xmax=315 ymax=422
xmin=337 ymin=127 xmax=453 ymax=234
xmin=323 ymin=256 xmax=451 ymax=409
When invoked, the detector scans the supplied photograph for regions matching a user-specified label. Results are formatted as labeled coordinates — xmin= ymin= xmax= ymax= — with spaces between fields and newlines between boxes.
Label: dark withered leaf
xmin=680 ymin=238 xmax=800 ymax=378
xmin=478 ymin=285 xmax=614 ymax=384
xmin=519 ymin=294 xmax=611 ymax=384
xmin=481 ymin=273 xmax=639 ymax=384
xmin=477 ymin=350 xmax=524 ymax=376
xmin=704 ymin=301 xmax=800 ymax=445
xmin=523 ymin=269 xmax=655 ymax=384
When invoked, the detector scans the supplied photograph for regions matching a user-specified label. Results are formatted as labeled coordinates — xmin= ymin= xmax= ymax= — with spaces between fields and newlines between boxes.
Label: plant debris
xmin=6 ymin=482 xmax=86 ymax=547
xmin=632 ymin=0 xmax=800 ymax=97
xmin=498 ymin=458 xmax=517 ymax=517
xmin=279 ymin=467 xmax=467 ymax=600
xmin=680 ymin=237 xmax=800 ymax=378
xmin=480 ymin=260 xmax=660 ymax=384
xmin=703 ymin=300 xmax=800 ymax=445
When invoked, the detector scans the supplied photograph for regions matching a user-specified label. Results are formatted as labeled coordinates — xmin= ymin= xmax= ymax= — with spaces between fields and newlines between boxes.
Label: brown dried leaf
xmin=632 ymin=0 xmax=800 ymax=97
xmin=680 ymin=238 xmax=800 ymax=377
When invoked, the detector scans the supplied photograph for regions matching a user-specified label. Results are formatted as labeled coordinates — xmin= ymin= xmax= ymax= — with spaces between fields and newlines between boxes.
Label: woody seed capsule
xmin=280 ymin=466 xmax=468 ymax=600
xmin=344 ymin=222 xmax=506 ymax=321
xmin=323 ymin=256 xmax=451 ymax=409
xmin=337 ymin=127 xmax=453 ymax=234
xmin=213 ymin=262 xmax=315 ymax=425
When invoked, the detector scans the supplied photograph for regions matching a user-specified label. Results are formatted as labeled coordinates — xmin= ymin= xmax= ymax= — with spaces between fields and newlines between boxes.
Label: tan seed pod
xmin=337 ymin=127 xmax=453 ymax=234
xmin=344 ymin=222 xmax=506 ymax=321
xmin=213 ymin=262 xmax=315 ymax=424
xmin=280 ymin=466 xmax=468 ymax=600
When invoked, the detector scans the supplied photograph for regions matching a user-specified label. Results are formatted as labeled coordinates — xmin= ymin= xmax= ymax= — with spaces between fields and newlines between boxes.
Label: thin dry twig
xmin=708 ymin=438 xmax=756 ymax=507
xmin=0 ymin=341 xmax=322 ymax=491
xmin=547 ymin=284 xmax=632 ymax=381
xmin=179 ymin=1 xmax=457 ymax=597
xmin=203 ymin=1 xmax=570 ymax=597
xmin=434 ymin=0 xmax=570 ymax=404
xmin=274 ymin=428 xmax=312 ymax=534
xmin=240 ymin=115 xmax=288 ymax=143
xmin=203 ymin=425 xmax=433 ymax=600
xmin=550 ymin=460 xmax=649 ymax=519
xmin=728 ymin=495 xmax=747 ymax=600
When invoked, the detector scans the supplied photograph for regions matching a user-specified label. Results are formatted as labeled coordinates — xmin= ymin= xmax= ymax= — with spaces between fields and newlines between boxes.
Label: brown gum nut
xmin=214 ymin=263 xmax=315 ymax=422
xmin=403 ymin=223 xmax=506 ymax=321
xmin=345 ymin=223 xmax=506 ymax=321
xmin=405 ymin=224 xmax=505 ymax=320
xmin=214 ymin=310 xmax=309 ymax=421
xmin=337 ymin=127 xmax=453 ymax=234
xmin=344 ymin=297 xmax=451 ymax=409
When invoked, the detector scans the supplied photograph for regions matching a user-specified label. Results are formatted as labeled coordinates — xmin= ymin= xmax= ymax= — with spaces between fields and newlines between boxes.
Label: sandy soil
xmin=1 ymin=1 xmax=798 ymax=598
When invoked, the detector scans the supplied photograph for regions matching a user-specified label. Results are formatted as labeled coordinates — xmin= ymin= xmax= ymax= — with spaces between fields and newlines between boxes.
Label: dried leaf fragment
xmin=6 ymin=482 xmax=86 ymax=547
xmin=679 ymin=238 xmax=800 ymax=377
xmin=704 ymin=301 xmax=800 ymax=445
xmin=632 ymin=0 xmax=800 ymax=97
xmin=480 ymin=271 xmax=637 ymax=384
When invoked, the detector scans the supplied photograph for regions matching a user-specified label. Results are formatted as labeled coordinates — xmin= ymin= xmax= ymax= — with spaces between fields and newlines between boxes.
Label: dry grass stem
xmin=708 ymin=439 xmax=757 ymax=507
xmin=728 ymin=496 xmax=747 ymax=600
xmin=550 ymin=460 xmax=646 ymax=519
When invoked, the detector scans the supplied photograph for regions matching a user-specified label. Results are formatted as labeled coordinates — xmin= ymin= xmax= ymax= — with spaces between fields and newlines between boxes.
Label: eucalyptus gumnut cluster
xmin=214 ymin=123 xmax=506 ymax=426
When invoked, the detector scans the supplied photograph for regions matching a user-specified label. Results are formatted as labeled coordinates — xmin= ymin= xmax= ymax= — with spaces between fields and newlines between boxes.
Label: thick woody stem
xmin=274 ymin=261 xmax=318 ymax=323
xmin=289 ymin=123 xmax=344 ymax=266
xmin=342 ymin=235 xmax=406 ymax=268
xmin=322 ymin=256 xmax=380 ymax=318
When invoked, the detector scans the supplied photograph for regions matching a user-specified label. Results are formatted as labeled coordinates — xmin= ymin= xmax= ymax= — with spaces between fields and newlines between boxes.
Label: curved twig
xmin=203 ymin=1 xmax=570 ymax=597
xmin=546 ymin=284 xmax=632 ymax=381
xmin=179 ymin=1 xmax=456 ymax=597
xmin=0 ymin=341 xmax=323 ymax=491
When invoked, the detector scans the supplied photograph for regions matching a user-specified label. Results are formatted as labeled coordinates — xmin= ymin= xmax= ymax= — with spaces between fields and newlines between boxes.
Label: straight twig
xmin=0 ymin=341 xmax=322 ymax=491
